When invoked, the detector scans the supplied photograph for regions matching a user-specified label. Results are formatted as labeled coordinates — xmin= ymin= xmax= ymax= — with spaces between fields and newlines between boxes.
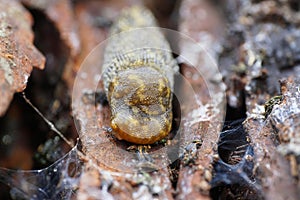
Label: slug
xmin=102 ymin=6 xmax=179 ymax=144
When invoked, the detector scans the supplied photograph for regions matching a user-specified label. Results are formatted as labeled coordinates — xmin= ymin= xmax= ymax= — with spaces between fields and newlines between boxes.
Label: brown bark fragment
xmin=21 ymin=0 xmax=81 ymax=95
xmin=244 ymin=118 xmax=298 ymax=199
xmin=268 ymin=78 xmax=300 ymax=191
xmin=176 ymin=0 xmax=225 ymax=199
xmin=207 ymin=0 xmax=300 ymax=198
xmin=242 ymin=79 xmax=300 ymax=199
xmin=218 ymin=0 xmax=300 ymax=198
xmin=0 ymin=0 xmax=45 ymax=116
xmin=21 ymin=0 xmax=80 ymax=57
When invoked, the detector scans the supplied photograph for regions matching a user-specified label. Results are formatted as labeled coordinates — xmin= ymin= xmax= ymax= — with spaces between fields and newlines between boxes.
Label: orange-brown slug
xmin=102 ymin=6 xmax=179 ymax=144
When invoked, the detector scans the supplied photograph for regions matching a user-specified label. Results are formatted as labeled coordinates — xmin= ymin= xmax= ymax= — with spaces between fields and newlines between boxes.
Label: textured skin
xmin=102 ymin=6 xmax=179 ymax=144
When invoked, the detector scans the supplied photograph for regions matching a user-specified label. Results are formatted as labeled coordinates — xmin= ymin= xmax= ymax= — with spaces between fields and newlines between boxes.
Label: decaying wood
xmin=21 ymin=0 xmax=81 ymax=92
xmin=176 ymin=0 xmax=226 ymax=199
xmin=1 ymin=0 xmax=300 ymax=199
xmin=243 ymin=78 xmax=300 ymax=199
xmin=21 ymin=0 xmax=80 ymax=57
xmin=0 ymin=0 xmax=45 ymax=116
xmin=218 ymin=0 xmax=300 ymax=199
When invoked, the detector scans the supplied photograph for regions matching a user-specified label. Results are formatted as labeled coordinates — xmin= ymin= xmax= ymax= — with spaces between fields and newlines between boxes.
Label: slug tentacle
xmin=102 ymin=6 xmax=179 ymax=144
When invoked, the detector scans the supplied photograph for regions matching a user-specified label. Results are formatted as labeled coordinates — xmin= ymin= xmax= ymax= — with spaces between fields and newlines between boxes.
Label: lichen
xmin=0 ymin=56 xmax=14 ymax=85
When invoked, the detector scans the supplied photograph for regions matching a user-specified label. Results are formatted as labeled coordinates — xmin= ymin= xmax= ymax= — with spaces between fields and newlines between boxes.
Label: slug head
xmin=108 ymin=67 xmax=172 ymax=144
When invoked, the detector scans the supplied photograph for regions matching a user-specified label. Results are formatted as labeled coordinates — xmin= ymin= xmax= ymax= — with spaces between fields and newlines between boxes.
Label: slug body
xmin=102 ymin=6 xmax=179 ymax=144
